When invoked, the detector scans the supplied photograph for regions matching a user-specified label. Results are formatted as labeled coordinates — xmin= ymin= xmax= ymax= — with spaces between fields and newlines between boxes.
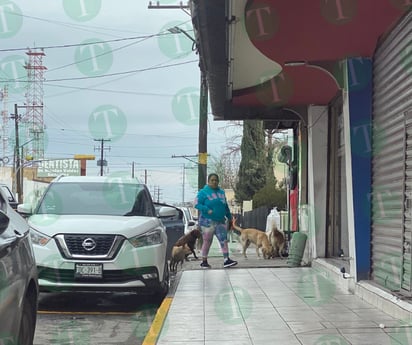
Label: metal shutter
xmin=371 ymin=11 xmax=412 ymax=294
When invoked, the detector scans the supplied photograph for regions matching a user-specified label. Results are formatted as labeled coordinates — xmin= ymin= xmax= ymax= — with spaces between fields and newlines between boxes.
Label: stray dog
xmin=169 ymin=244 xmax=191 ymax=272
xmin=174 ymin=229 xmax=202 ymax=260
xmin=231 ymin=218 xmax=273 ymax=259
xmin=268 ymin=225 xmax=286 ymax=258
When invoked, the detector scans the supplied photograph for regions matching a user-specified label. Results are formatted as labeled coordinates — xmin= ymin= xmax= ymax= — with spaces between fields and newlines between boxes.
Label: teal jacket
xmin=194 ymin=185 xmax=232 ymax=225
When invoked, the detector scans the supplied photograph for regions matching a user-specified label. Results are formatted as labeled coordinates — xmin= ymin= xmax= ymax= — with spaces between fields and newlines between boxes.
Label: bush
xmin=253 ymin=183 xmax=286 ymax=210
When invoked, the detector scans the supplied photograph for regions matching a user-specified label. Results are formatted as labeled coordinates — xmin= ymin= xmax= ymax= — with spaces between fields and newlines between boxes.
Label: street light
xmin=168 ymin=26 xmax=208 ymax=190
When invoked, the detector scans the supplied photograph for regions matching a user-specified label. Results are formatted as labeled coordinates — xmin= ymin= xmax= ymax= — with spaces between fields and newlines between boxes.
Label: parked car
xmin=0 ymin=186 xmax=38 ymax=345
xmin=0 ymin=183 xmax=18 ymax=210
xmin=154 ymin=202 xmax=185 ymax=259
xmin=179 ymin=206 xmax=197 ymax=235
xmin=17 ymin=175 xmax=176 ymax=299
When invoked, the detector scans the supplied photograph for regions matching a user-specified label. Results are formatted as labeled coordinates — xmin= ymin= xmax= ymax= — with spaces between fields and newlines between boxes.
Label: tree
xmin=235 ymin=120 xmax=266 ymax=203
xmin=207 ymin=121 xmax=242 ymax=190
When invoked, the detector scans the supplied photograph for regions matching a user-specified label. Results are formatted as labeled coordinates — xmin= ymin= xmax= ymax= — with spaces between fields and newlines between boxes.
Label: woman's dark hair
xmin=207 ymin=173 xmax=219 ymax=182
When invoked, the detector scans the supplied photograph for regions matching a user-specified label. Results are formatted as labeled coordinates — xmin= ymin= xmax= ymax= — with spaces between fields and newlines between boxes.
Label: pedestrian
xmin=194 ymin=173 xmax=238 ymax=269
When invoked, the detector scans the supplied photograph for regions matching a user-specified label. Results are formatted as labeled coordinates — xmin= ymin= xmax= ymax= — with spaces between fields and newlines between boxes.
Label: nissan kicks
xmin=18 ymin=175 xmax=173 ymax=299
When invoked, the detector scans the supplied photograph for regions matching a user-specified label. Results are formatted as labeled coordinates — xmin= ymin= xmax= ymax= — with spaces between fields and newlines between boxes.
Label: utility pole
xmin=11 ymin=104 xmax=21 ymax=201
xmin=94 ymin=139 xmax=111 ymax=176
xmin=149 ymin=3 xmax=208 ymax=190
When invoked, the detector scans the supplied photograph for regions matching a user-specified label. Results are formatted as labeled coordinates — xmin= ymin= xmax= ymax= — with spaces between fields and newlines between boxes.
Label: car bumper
xmin=34 ymin=239 xmax=166 ymax=293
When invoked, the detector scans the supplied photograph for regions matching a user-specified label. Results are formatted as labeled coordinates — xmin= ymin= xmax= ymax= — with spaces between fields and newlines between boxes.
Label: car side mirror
xmin=158 ymin=206 xmax=178 ymax=218
xmin=17 ymin=204 xmax=33 ymax=216
xmin=188 ymin=220 xmax=196 ymax=226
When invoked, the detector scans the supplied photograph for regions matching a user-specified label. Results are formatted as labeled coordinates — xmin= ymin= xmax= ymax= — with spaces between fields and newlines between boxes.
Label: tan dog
xmin=268 ymin=225 xmax=286 ymax=258
xmin=169 ymin=244 xmax=191 ymax=272
xmin=232 ymin=218 xmax=273 ymax=259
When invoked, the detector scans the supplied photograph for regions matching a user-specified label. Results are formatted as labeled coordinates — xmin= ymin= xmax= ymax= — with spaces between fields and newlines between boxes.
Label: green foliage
xmin=235 ymin=120 xmax=267 ymax=202
xmin=253 ymin=180 xmax=287 ymax=210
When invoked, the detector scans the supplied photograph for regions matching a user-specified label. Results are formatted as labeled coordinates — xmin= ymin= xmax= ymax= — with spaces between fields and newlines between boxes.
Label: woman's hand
xmin=207 ymin=209 xmax=213 ymax=215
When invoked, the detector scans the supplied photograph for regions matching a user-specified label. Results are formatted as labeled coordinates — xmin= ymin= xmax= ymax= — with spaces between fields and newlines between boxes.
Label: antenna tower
xmin=22 ymin=48 xmax=47 ymax=160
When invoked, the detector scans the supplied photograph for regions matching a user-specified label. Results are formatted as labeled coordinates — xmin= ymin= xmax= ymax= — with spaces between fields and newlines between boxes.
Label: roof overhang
xmin=191 ymin=0 xmax=410 ymax=122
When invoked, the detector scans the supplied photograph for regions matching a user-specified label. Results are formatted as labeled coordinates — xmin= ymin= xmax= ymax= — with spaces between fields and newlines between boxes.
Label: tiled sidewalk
xmin=156 ymin=267 xmax=412 ymax=345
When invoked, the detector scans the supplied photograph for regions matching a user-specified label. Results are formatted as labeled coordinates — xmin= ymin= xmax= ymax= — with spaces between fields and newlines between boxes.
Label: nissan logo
xmin=82 ymin=238 xmax=97 ymax=251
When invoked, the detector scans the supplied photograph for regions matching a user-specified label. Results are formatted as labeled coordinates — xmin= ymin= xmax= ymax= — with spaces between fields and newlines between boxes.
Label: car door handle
xmin=14 ymin=229 xmax=25 ymax=238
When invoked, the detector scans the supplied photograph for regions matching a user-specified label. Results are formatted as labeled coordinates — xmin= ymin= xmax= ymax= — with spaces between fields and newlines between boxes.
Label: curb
xmin=141 ymin=297 xmax=172 ymax=345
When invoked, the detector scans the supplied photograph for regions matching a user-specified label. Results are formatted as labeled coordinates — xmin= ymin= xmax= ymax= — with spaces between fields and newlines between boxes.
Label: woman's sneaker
xmin=200 ymin=261 xmax=211 ymax=269
xmin=223 ymin=258 xmax=238 ymax=268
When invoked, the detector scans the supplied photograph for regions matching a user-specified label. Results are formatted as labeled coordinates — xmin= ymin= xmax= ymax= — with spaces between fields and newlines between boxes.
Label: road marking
xmin=142 ymin=297 xmax=172 ymax=345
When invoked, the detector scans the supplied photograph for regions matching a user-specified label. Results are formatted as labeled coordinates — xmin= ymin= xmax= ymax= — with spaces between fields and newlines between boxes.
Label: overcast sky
xmin=0 ymin=0 xmax=241 ymax=205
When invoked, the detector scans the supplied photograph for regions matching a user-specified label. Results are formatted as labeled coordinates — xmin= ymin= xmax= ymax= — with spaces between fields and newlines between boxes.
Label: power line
xmin=0 ymin=33 xmax=171 ymax=53
xmin=0 ymin=60 xmax=197 ymax=83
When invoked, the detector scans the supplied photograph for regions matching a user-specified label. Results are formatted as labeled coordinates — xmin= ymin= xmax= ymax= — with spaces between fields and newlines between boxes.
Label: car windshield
xmin=36 ymin=182 xmax=155 ymax=217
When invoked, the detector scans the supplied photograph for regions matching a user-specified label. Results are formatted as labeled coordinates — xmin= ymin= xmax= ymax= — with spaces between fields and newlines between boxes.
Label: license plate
xmin=75 ymin=263 xmax=103 ymax=279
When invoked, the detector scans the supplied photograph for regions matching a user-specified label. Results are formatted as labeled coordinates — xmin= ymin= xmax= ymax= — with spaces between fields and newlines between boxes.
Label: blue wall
xmin=347 ymin=57 xmax=373 ymax=280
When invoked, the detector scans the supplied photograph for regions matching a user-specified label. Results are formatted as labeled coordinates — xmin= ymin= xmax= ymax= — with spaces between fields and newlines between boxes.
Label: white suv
xmin=18 ymin=175 xmax=173 ymax=299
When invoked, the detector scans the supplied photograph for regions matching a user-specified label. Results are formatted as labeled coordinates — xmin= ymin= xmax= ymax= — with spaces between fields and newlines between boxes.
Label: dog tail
xmin=231 ymin=218 xmax=243 ymax=234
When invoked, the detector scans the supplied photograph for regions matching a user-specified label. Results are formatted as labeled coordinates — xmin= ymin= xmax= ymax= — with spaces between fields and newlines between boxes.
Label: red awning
xmin=231 ymin=0 xmax=409 ymax=108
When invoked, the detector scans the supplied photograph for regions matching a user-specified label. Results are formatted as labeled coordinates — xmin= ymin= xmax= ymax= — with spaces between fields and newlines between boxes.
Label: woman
xmin=194 ymin=173 xmax=238 ymax=268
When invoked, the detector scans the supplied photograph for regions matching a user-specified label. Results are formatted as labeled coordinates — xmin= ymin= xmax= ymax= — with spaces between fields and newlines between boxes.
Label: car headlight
xmin=30 ymin=227 xmax=52 ymax=246
xmin=129 ymin=229 xmax=163 ymax=248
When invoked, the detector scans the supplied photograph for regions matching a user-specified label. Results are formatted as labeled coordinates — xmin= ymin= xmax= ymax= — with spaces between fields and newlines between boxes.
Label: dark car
xmin=154 ymin=202 xmax=185 ymax=260
xmin=0 ymin=186 xmax=38 ymax=345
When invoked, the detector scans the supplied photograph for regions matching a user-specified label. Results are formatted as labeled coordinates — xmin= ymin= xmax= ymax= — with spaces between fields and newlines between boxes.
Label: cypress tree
xmin=235 ymin=120 xmax=266 ymax=203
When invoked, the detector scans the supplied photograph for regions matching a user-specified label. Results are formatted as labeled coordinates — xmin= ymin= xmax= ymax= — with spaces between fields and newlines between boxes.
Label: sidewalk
xmin=144 ymin=241 xmax=412 ymax=345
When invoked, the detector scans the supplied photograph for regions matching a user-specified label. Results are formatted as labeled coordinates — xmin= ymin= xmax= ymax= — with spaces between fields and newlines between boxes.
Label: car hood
xmin=28 ymin=214 xmax=164 ymax=238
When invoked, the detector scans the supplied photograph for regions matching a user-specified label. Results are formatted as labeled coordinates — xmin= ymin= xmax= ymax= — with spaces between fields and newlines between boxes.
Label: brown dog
xmin=268 ymin=225 xmax=286 ymax=258
xmin=174 ymin=229 xmax=202 ymax=260
xmin=169 ymin=244 xmax=191 ymax=272
xmin=231 ymin=218 xmax=273 ymax=259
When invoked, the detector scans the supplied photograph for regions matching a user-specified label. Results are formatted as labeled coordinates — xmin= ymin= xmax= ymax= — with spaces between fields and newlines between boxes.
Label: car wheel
xmin=17 ymin=288 xmax=37 ymax=345
xmin=155 ymin=261 xmax=169 ymax=300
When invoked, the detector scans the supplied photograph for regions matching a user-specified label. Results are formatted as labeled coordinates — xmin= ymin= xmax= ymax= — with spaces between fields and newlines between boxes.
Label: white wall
xmin=307 ymin=105 xmax=329 ymax=259
xmin=0 ymin=166 xmax=49 ymax=206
